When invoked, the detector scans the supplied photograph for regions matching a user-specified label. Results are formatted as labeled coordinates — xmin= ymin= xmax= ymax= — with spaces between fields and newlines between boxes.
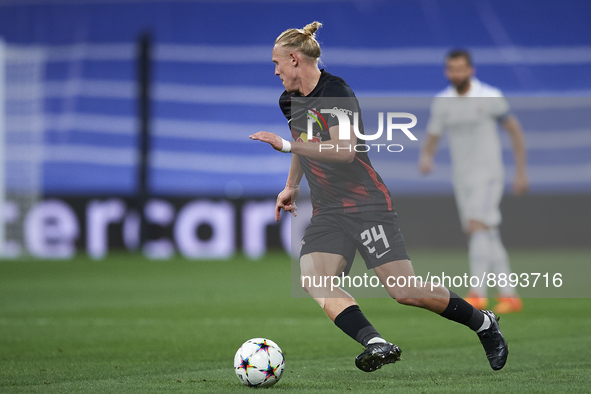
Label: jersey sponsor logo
xmin=297 ymin=132 xmax=321 ymax=143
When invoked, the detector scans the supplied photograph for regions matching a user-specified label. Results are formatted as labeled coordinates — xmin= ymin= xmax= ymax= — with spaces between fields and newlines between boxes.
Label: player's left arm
xmin=501 ymin=115 xmax=529 ymax=196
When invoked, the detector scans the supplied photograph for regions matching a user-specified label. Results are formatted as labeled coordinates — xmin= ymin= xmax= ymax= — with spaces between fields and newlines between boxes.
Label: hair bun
xmin=275 ymin=22 xmax=322 ymax=60
xmin=302 ymin=21 xmax=322 ymax=37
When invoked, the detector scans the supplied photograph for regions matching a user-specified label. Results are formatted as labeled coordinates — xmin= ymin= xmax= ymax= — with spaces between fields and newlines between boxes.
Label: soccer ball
xmin=234 ymin=338 xmax=285 ymax=388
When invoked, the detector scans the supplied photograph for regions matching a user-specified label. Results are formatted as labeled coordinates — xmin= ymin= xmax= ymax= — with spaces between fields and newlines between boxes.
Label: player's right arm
xmin=419 ymin=134 xmax=441 ymax=174
xmin=420 ymin=98 xmax=444 ymax=174
xmin=275 ymin=153 xmax=304 ymax=222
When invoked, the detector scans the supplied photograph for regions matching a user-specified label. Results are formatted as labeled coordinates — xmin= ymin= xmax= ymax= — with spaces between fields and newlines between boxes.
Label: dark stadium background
xmin=0 ymin=0 xmax=589 ymax=258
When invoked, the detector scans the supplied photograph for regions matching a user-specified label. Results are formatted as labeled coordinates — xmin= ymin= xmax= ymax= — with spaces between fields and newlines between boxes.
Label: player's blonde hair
xmin=275 ymin=21 xmax=322 ymax=62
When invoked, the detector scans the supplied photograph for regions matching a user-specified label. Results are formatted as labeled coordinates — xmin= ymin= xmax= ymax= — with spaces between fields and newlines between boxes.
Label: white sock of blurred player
xmin=489 ymin=228 xmax=517 ymax=297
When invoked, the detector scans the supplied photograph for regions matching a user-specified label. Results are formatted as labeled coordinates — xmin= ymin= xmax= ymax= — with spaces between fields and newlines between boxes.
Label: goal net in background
xmin=0 ymin=38 xmax=45 ymax=258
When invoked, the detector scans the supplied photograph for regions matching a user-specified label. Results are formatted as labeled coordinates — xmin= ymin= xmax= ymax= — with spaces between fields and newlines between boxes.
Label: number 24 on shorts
xmin=360 ymin=225 xmax=390 ymax=254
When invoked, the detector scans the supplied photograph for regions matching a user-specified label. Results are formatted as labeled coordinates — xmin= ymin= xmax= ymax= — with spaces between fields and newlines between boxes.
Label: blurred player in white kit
xmin=419 ymin=49 xmax=528 ymax=314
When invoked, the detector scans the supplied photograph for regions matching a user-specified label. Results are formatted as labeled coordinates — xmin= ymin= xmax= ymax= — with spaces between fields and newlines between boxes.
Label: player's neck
xmin=299 ymin=68 xmax=322 ymax=96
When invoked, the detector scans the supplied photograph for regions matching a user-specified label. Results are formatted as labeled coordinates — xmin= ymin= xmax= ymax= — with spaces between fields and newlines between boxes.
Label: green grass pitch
xmin=1 ymin=249 xmax=590 ymax=393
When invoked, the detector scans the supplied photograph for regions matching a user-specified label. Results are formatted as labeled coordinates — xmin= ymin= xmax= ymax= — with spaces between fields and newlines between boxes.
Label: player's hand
xmin=249 ymin=131 xmax=283 ymax=152
xmin=275 ymin=185 xmax=299 ymax=222
xmin=419 ymin=155 xmax=434 ymax=174
xmin=512 ymin=172 xmax=529 ymax=196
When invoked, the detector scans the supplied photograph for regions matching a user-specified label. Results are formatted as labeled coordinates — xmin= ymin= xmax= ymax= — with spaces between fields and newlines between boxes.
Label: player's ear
xmin=289 ymin=51 xmax=299 ymax=67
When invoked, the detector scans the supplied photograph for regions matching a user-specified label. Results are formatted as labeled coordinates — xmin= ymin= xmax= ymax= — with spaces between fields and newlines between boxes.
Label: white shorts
xmin=454 ymin=180 xmax=503 ymax=231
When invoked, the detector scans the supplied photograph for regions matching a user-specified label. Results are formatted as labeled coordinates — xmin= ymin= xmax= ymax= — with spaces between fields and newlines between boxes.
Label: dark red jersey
xmin=279 ymin=70 xmax=393 ymax=215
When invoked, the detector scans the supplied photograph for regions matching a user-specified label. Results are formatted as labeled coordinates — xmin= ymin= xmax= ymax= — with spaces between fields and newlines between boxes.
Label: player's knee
xmin=467 ymin=220 xmax=488 ymax=234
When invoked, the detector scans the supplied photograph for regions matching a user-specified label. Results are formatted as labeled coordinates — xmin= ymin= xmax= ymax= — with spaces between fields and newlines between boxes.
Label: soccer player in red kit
xmin=250 ymin=22 xmax=508 ymax=372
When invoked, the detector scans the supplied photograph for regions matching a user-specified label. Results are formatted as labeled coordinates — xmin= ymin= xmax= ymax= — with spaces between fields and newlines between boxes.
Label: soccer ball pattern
xmin=234 ymin=338 xmax=285 ymax=388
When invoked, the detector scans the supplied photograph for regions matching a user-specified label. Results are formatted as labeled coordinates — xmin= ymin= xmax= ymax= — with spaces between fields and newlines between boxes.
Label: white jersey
xmin=427 ymin=78 xmax=510 ymax=188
